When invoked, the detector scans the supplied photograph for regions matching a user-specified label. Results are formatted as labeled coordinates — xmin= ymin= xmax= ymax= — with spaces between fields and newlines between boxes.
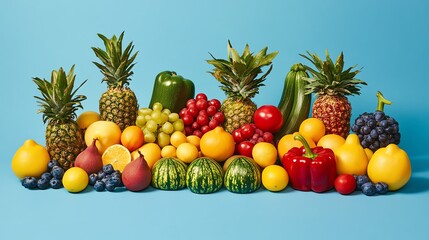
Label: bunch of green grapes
xmin=136 ymin=102 xmax=185 ymax=147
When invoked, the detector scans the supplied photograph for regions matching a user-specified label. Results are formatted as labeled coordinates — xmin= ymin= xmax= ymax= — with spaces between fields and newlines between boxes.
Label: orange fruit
xmin=101 ymin=144 xmax=132 ymax=172
xmin=299 ymin=118 xmax=326 ymax=143
xmin=62 ymin=167 xmax=89 ymax=193
xmin=277 ymin=132 xmax=316 ymax=159
xmin=176 ymin=142 xmax=199 ymax=164
xmin=262 ymin=165 xmax=289 ymax=192
xmin=170 ymin=131 xmax=187 ymax=148
xmin=161 ymin=145 xmax=177 ymax=158
xmin=317 ymin=134 xmax=345 ymax=151
xmin=85 ymin=121 xmax=122 ymax=154
xmin=132 ymin=143 xmax=162 ymax=169
xmin=186 ymin=135 xmax=201 ymax=149
xmin=76 ymin=111 xmax=100 ymax=130
xmin=11 ymin=139 xmax=50 ymax=179
xmin=121 ymin=126 xmax=145 ymax=152
xmin=200 ymin=126 xmax=235 ymax=162
xmin=252 ymin=142 xmax=277 ymax=168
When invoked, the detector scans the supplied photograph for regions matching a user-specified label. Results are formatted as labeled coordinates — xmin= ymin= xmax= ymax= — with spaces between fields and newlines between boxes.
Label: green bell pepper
xmin=149 ymin=71 xmax=195 ymax=113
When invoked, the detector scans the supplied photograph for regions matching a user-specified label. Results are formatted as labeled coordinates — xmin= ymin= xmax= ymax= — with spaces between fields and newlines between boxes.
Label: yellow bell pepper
xmin=367 ymin=144 xmax=411 ymax=191
xmin=334 ymin=134 xmax=369 ymax=175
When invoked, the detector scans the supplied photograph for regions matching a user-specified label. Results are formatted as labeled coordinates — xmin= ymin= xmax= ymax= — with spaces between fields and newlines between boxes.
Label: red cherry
xmin=186 ymin=99 xmax=196 ymax=107
xmin=206 ymin=105 xmax=217 ymax=116
xmin=240 ymin=124 xmax=255 ymax=139
xmin=232 ymin=129 xmax=244 ymax=143
xmin=191 ymin=121 xmax=200 ymax=130
xmin=196 ymin=114 xmax=209 ymax=126
xmin=193 ymin=130 xmax=203 ymax=138
xmin=195 ymin=93 xmax=208 ymax=101
xmin=182 ymin=115 xmax=194 ymax=126
xmin=201 ymin=125 xmax=211 ymax=134
xmin=196 ymin=99 xmax=208 ymax=111
xmin=188 ymin=106 xmax=199 ymax=118
xmin=179 ymin=108 xmax=188 ymax=118
xmin=213 ymin=112 xmax=225 ymax=124
xmin=208 ymin=119 xmax=219 ymax=130
xmin=208 ymin=99 xmax=221 ymax=110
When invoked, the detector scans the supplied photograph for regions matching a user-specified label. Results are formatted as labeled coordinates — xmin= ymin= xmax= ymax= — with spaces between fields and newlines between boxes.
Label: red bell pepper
xmin=281 ymin=133 xmax=337 ymax=193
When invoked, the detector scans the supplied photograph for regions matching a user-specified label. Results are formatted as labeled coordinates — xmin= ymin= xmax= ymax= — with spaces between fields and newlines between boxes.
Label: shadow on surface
xmin=399 ymin=176 xmax=429 ymax=194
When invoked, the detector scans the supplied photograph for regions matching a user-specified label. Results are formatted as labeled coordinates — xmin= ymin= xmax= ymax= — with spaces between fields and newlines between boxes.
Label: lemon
xmin=11 ymin=139 xmax=50 ymax=179
xmin=161 ymin=145 xmax=177 ymax=158
xmin=62 ymin=167 xmax=89 ymax=193
xmin=176 ymin=142 xmax=199 ymax=164
xmin=170 ymin=131 xmax=187 ymax=148
xmin=262 ymin=165 xmax=289 ymax=192
xmin=77 ymin=111 xmax=101 ymax=130
xmin=252 ymin=142 xmax=277 ymax=168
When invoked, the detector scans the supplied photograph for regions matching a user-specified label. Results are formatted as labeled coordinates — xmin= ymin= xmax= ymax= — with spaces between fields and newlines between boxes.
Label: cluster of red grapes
xmin=179 ymin=93 xmax=225 ymax=137
xmin=232 ymin=123 xmax=275 ymax=157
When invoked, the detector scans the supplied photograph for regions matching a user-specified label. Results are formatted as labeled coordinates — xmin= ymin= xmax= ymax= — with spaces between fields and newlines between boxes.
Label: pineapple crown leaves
xmin=33 ymin=65 xmax=87 ymax=123
xmin=92 ymin=31 xmax=138 ymax=88
xmin=207 ymin=40 xmax=278 ymax=100
xmin=300 ymin=50 xmax=367 ymax=97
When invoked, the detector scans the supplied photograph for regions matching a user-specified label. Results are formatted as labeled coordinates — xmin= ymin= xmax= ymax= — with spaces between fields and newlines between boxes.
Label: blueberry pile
xmin=21 ymin=160 xmax=64 ymax=190
xmin=89 ymin=164 xmax=123 ymax=192
xmin=351 ymin=91 xmax=400 ymax=152
xmin=354 ymin=175 xmax=389 ymax=196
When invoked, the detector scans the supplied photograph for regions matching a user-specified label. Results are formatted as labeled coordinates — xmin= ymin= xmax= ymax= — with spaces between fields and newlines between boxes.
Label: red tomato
xmin=253 ymin=105 xmax=284 ymax=133
xmin=334 ymin=174 xmax=357 ymax=195
xmin=195 ymin=93 xmax=208 ymax=101
xmin=208 ymin=99 xmax=221 ymax=110
xmin=240 ymin=124 xmax=255 ymax=139
xmin=236 ymin=141 xmax=255 ymax=158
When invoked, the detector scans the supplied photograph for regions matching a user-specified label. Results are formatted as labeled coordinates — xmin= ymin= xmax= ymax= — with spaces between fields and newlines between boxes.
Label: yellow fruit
xmin=262 ymin=165 xmax=289 ymax=192
xmin=367 ymin=144 xmax=411 ymax=191
xmin=62 ymin=167 xmax=89 ymax=193
xmin=11 ymin=139 xmax=50 ymax=179
xmin=77 ymin=111 xmax=101 ymax=130
xmin=176 ymin=142 xmax=199 ymax=164
xmin=299 ymin=117 xmax=326 ymax=143
xmin=317 ymin=134 xmax=345 ymax=151
xmin=277 ymin=132 xmax=316 ymax=159
xmin=161 ymin=145 xmax=177 ymax=158
xmin=364 ymin=148 xmax=373 ymax=160
xmin=170 ymin=131 xmax=188 ymax=148
xmin=132 ymin=143 xmax=162 ymax=169
xmin=85 ymin=121 xmax=122 ymax=154
xmin=200 ymin=126 xmax=235 ymax=162
xmin=186 ymin=135 xmax=201 ymax=149
xmin=334 ymin=134 xmax=368 ymax=175
xmin=121 ymin=126 xmax=145 ymax=152
xmin=252 ymin=142 xmax=277 ymax=168
xmin=102 ymin=144 xmax=132 ymax=172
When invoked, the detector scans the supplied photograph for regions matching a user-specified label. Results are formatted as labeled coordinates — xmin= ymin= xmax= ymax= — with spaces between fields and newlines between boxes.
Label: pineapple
xmin=300 ymin=50 xmax=367 ymax=138
xmin=92 ymin=32 xmax=139 ymax=131
xmin=33 ymin=65 xmax=87 ymax=169
xmin=207 ymin=41 xmax=278 ymax=133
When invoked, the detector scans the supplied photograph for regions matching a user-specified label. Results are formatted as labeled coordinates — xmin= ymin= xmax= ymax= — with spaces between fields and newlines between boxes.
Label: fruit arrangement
xmin=11 ymin=32 xmax=413 ymax=197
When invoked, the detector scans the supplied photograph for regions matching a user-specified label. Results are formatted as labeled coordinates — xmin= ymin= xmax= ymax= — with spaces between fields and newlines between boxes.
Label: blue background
xmin=1 ymin=0 xmax=428 ymax=239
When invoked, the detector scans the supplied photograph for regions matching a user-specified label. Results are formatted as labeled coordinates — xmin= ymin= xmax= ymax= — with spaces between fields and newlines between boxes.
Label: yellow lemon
xmin=11 ymin=139 xmax=50 ymax=179
xmin=62 ymin=167 xmax=89 ymax=193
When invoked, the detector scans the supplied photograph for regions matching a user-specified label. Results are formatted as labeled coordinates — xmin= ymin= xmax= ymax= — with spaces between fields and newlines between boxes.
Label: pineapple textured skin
xmin=221 ymin=98 xmax=257 ymax=133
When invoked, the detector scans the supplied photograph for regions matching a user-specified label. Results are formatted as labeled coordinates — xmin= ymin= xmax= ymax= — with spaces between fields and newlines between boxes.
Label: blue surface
xmin=1 ymin=0 xmax=429 ymax=239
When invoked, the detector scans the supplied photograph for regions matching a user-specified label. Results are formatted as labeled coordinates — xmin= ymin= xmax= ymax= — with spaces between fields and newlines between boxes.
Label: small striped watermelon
xmin=151 ymin=157 xmax=187 ymax=190
xmin=224 ymin=156 xmax=261 ymax=193
xmin=186 ymin=157 xmax=223 ymax=194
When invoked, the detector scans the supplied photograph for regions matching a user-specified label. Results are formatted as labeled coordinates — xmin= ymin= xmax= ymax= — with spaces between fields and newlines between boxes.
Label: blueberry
xmin=355 ymin=118 xmax=364 ymax=126
xmin=51 ymin=166 xmax=64 ymax=180
xmin=48 ymin=160 xmax=60 ymax=170
xmin=375 ymin=182 xmax=389 ymax=194
xmin=93 ymin=180 xmax=105 ymax=192
xmin=97 ymin=170 xmax=106 ymax=180
xmin=102 ymin=164 xmax=115 ymax=175
xmin=22 ymin=177 xmax=38 ymax=189
xmin=105 ymin=182 xmax=116 ymax=192
xmin=361 ymin=182 xmax=377 ymax=196
xmin=351 ymin=124 xmax=360 ymax=133
xmin=111 ymin=170 xmax=121 ymax=178
xmin=37 ymin=178 xmax=50 ymax=190
xmin=374 ymin=111 xmax=385 ymax=121
xmin=101 ymin=174 xmax=112 ymax=185
xmin=41 ymin=172 xmax=53 ymax=181
xmin=89 ymin=173 xmax=98 ymax=186
xmin=370 ymin=129 xmax=378 ymax=139
xmin=109 ymin=176 xmax=121 ymax=187
xmin=380 ymin=120 xmax=388 ymax=128
xmin=366 ymin=119 xmax=376 ymax=128
xmin=49 ymin=178 xmax=63 ymax=189
xmin=360 ymin=126 xmax=371 ymax=135
xmin=356 ymin=175 xmax=370 ymax=190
